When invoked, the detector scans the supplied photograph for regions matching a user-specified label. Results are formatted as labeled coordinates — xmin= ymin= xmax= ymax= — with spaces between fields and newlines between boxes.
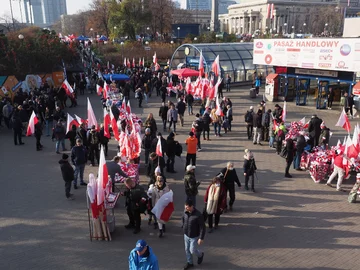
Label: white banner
xmin=253 ymin=38 xmax=360 ymax=73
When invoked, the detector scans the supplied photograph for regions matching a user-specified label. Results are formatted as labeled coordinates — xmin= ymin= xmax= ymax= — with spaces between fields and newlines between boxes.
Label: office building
xmin=23 ymin=0 xmax=67 ymax=27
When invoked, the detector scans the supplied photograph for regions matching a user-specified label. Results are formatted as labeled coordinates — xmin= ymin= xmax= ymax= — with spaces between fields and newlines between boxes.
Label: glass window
xmin=243 ymin=59 xmax=255 ymax=70
xmin=236 ymin=70 xmax=245 ymax=82
xmin=231 ymin=60 xmax=244 ymax=71
xmin=221 ymin=61 xmax=233 ymax=71
xmin=237 ymin=50 xmax=252 ymax=59
xmin=227 ymin=50 xmax=242 ymax=59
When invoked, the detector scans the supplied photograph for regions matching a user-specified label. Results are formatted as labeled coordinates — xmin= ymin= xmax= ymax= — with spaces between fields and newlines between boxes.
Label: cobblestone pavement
xmin=0 ymin=88 xmax=359 ymax=270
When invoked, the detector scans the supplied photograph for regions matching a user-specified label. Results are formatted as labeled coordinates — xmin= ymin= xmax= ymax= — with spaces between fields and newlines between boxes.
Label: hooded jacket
xmin=128 ymin=246 xmax=159 ymax=270
xmin=243 ymin=154 xmax=257 ymax=176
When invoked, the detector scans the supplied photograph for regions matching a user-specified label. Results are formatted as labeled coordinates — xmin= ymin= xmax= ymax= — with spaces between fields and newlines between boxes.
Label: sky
xmin=0 ymin=0 xmax=93 ymax=22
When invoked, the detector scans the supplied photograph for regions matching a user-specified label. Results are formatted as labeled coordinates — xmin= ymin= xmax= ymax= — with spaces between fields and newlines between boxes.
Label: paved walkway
xmin=0 ymin=88 xmax=359 ymax=270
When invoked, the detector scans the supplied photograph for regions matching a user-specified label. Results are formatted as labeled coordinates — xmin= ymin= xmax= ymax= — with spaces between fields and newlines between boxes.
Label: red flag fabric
xmin=110 ymin=109 xmax=120 ymax=141
xmin=66 ymin=113 xmax=79 ymax=134
xmin=74 ymin=114 xmax=87 ymax=125
xmin=160 ymin=202 xmax=175 ymax=222
xmin=142 ymin=57 xmax=145 ymax=67
xmin=97 ymin=146 xmax=109 ymax=206
xmin=123 ymin=57 xmax=127 ymax=67
xmin=96 ymin=84 xmax=103 ymax=96
xmin=127 ymin=59 xmax=131 ymax=68
xmin=121 ymin=99 xmax=127 ymax=112
xmin=139 ymin=57 xmax=142 ymax=67
xmin=132 ymin=58 xmax=135 ymax=68
xmin=26 ymin=111 xmax=38 ymax=136
xmin=335 ymin=109 xmax=351 ymax=133
xmin=198 ymin=50 xmax=204 ymax=77
xmin=156 ymin=137 xmax=163 ymax=157
xmin=87 ymin=98 xmax=98 ymax=129
xmin=211 ymin=55 xmax=220 ymax=77
xmin=126 ymin=100 xmax=131 ymax=114
xmin=153 ymin=52 xmax=157 ymax=64
xmin=281 ymin=101 xmax=287 ymax=122
xmin=61 ymin=79 xmax=74 ymax=97
xmin=103 ymin=108 xmax=111 ymax=139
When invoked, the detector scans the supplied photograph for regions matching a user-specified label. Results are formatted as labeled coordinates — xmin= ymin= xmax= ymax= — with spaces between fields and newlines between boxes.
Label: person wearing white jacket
xmin=152 ymin=176 xmax=170 ymax=238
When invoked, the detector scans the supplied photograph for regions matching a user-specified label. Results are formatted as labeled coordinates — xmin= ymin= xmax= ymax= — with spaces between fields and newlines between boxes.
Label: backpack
xmin=195 ymin=119 xmax=204 ymax=132
xmin=245 ymin=111 xmax=253 ymax=123
xmin=175 ymin=142 xmax=183 ymax=157
xmin=90 ymin=133 xmax=99 ymax=145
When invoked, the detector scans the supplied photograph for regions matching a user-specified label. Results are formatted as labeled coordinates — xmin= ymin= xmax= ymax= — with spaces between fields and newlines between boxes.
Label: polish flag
xmin=107 ymin=61 xmax=110 ymax=69
xmin=127 ymin=58 xmax=131 ymax=68
xmin=87 ymin=98 xmax=98 ymax=129
xmin=127 ymin=100 xmax=131 ymax=114
xmin=153 ymin=52 xmax=157 ymax=64
xmin=299 ymin=117 xmax=306 ymax=125
xmin=211 ymin=55 xmax=220 ymax=77
xmin=123 ymin=57 xmax=127 ymax=67
xmin=66 ymin=113 xmax=79 ymax=134
xmin=110 ymin=109 xmax=119 ymax=141
xmin=213 ymin=78 xmax=222 ymax=100
xmin=271 ymin=3 xmax=275 ymax=19
xmin=74 ymin=114 xmax=87 ymax=125
xmin=156 ymin=137 xmax=163 ymax=157
xmin=335 ymin=109 xmax=351 ymax=133
xmin=142 ymin=57 xmax=145 ymax=67
xmin=139 ymin=57 xmax=142 ymax=66
xmin=215 ymin=93 xmax=224 ymax=117
xmin=26 ymin=111 xmax=38 ymax=136
xmin=132 ymin=58 xmax=135 ymax=68
xmin=61 ymin=79 xmax=74 ymax=97
xmin=96 ymin=84 xmax=103 ymax=96
xmin=103 ymin=108 xmax=111 ymax=139
xmin=281 ymin=101 xmax=287 ymax=122
xmin=304 ymin=120 xmax=310 ymax=129
xmin=266 ymin=4 xmax=271 ymax=19
xmin=343 ymin=136 xmax=352 ymax=177
xmin=97 ymin=146 xmax=109 ymax=206
xmin=198 ymin=50 xmax=204 ymax=77
xmin=121 ymin=99 xmax=127 ymax=112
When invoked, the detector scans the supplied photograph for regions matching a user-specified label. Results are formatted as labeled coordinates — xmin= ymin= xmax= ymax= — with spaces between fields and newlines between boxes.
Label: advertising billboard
xmin=253 ymin=38 xmax=360 ymax=73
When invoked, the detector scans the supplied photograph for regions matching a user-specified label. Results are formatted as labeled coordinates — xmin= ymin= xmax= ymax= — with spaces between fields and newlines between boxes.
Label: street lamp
xmin=170 ymin=40 xmax=174 ymax=44
xmin=284 ymin=23 xmax=287 ymax=34
xmin=120 ymin=41 xmax=124 ymax=61
xmin=303 ymin=23 xmax=306 ymax=33
xmin=177 ymin=27 xmax=180 ymax=40
xmin=194 ymin=37 xmax=197 ymax=42
xmin=18 ymin=34 xmax=24 ymax=40
xmin=90 ymin=28 xmax=93 ymax=38
xmin=291 ymin=25 xmax=295 ymax=33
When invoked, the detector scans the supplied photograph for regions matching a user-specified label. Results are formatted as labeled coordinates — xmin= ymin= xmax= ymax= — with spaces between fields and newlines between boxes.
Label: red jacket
xmin=334 ymin=155 xmax=344 ymax=169
xmin=204 ymin=183 xmax=227 ymax=215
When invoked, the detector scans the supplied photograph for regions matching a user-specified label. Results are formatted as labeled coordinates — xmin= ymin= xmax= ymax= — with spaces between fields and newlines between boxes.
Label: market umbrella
xmin=99 ymin=35 xmax=108 ymax=41
xmin=170 ymin=68 xmax=199 ymax=78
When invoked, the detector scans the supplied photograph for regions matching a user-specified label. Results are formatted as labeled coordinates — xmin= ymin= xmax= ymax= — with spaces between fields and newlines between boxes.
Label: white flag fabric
xmin=87 ymin=98 xmax=98 ymax=129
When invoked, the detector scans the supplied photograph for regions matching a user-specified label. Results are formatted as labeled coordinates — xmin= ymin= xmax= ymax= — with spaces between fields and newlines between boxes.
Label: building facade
xmin=219 ymin=0 xmax=360 ymax=35
xmin=23 ymin=0 xmax=67 ymax=27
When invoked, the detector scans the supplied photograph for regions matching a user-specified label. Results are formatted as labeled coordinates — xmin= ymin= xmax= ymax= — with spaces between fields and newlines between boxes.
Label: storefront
xmin=254 ymin=38 xmax=359 ymax=109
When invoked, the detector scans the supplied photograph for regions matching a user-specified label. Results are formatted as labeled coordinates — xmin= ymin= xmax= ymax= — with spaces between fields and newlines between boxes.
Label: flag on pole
xmin=270 ymin=3 xmax=275 ymax=19
xmin=139 ymin=57 xmax=142 ymax=66
xmin=156 ymin=137 xmax=163 ymax=157
xmin=110 ymin=109 xmax=119 ymax=141
xmin=87 ymin=98 xmax=98 ymax=129
xmin=343 ymin=136 xmax=352 ymax=178
xmin=132 ymin=58 xmax=135 ymax=68
xmin=299 ymin=117 xmax=306 ymax=125
xmin=281 ymin=101 xmax=287 ymax=122
xmin=96 ymin=84 xmax=103 ymax=96
xmin=153 ymin=52 xmax=157 ymax=64
xmin=74 ymin=114 xmax=87 ymax=125
xmin=123 ymin=57 xmax=127 ymax=67
xmin=127 ymin=100 xmax=131 ymax=114
xmin=198 ymin=50 xmax=204 ymax=77
xmin=61 ymin=79 xmax=74 ymax=97
xmin=266 ymin=4 xmax=271 ymax=19
xmin=97 ymin=146 xmax=109 ymax=206
xmin=142 ymin=57 xmax=145 ymax=67
xmin=127 ymin=58 xmax=131 ymax=68
xmin=211 ymin=55 xmax=220 ymax=77
xmin=335 ymin=109 xmax=351 ymax=133
xmin=348 ymin=0 xmax=350 ymax=7
xmin=103 ymin=108 xmax=111 ymax=139
xmin=66 ymin=113 xmax=79 ymax=134
xmin=26 ymin=111 xmax=38 ymax=136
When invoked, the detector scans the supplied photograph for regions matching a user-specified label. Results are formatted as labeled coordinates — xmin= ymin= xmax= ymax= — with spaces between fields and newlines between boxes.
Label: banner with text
xmin=253 ymin=38 xmax=360 ymax=73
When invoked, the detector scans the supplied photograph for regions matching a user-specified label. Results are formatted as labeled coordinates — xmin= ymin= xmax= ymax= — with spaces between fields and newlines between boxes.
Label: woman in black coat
xmin=243 ymin=149 xmax=257 ymax=192
xmin=220 ymin=162 xmax=241 ymax=211
xmin=285 ymin=138 xmax=295 ymax=178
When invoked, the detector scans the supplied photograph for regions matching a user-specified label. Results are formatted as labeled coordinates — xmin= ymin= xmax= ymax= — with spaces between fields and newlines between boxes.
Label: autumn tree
xmin=172 ymin=8 xmax=195 ymax=24
xmin=87 ymin=0 xmax=113 ymax=37
xmin=147 ymin=0 xmax=175 ymax=35
xmin=308 ymin=6 xmax=343 ymax=35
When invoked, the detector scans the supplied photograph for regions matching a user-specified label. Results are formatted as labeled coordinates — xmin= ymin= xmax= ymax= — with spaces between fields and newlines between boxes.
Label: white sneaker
xmin=198 ymin=148 xmax=202 ymax=152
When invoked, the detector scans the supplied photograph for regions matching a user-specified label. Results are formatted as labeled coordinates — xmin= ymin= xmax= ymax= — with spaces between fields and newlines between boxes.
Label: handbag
xmin=279 ymin=147 xmax=288 ymax=159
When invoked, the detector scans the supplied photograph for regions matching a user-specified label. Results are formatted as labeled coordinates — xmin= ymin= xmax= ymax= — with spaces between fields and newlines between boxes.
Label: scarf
xmin=206 ymin=184 xmax=220 ymax=215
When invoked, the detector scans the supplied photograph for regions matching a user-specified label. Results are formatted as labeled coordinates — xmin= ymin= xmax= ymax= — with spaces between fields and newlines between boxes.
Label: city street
xmin=0 ymin=88 xmax=359 ymax=270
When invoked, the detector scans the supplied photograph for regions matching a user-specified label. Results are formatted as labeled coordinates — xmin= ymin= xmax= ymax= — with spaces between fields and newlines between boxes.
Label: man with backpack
xmin=202 ymin=108 xmax=211 ymax=141
xmin=124 ymin=178 xmax=148 ymax=234
xmin=192 ymin=114 xmax=204 ymax=151
xmin=244 ymin=106 xmax=255 ymax=140
xmin=262 ymin=109 xmax=271 ymax=142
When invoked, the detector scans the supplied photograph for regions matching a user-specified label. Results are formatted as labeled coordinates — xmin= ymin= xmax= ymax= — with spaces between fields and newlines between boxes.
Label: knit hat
xmin=62 ymin=154 xmax=69 ymax=160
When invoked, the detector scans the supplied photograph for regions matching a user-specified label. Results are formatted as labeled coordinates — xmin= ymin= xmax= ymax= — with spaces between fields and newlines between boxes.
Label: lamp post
xmin=284 ymin=23 xmax=287 ymax=34
xmin=303 ymin=23 xmax=306 ymax=34
xmin=291 ymin=25 xmax=295 ymax=33
xmin=145 ymin=41 xmax=149 ymax=64
xmin=113 ymin=26 xmax=117 ymax=42
xmin=90 ymin=28 xmax=93 ymax=39
xmin=194 ymin=37 xmax=197 ymax=42
xmin=177 ymin=27 xmax=180 ymax=41
xmin=18 ymin=34 xmax=24 ymax=40
xmin=324 ymin=23 xmax=328 ymax=36
xmin=120 ymin=41 xmax=124 ymax=61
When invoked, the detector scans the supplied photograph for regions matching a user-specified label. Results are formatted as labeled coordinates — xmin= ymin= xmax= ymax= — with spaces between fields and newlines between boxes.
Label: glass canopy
xmin=170 ymin=42 xmax=273 ymax=83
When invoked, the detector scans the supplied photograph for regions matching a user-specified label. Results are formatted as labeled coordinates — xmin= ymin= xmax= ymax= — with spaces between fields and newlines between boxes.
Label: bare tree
xmin=172 ymin=8 xmax=195 ymax=24
xmin=147 ymin=0 xmax=175 ymax=35
xmin=308 ymin=6 xmax=343 ymax=36
xmin=0 ymin=14 xmax=22 ymax=32
xmin=88 ymin=0 xmax=112 ymax=37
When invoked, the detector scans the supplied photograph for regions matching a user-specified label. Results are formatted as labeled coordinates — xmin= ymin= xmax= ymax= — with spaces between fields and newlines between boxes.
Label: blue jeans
xmin=293 ymin=150 xmax=302 ymax=169
xmin=74 ymin=164 xmax=85 ymax=185
xmin=185 ymin=195 xmax=197 ymax=207
xmin=188 ymin=104 xmax=193 ymax=114
xmin=56 ymin=139 xmax=65 ymax=152
xmin=45 ymin=120 xmax=51 ymax=136
xmin=269 ymin=136 xmax=274 ymax=147
xmin=184 ymin=234 xmax=202 ymax=264
xmin=214 ymin=122 xmax=221 ymax=135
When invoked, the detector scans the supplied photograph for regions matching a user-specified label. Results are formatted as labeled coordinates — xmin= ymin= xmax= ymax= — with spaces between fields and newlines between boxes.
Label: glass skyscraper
xmin=23 ymin=0 xmax=67 ymax=26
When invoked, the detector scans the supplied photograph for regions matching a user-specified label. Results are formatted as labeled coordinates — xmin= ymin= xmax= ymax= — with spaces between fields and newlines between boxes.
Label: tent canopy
xmin=76 ymin=35 xmax=89 ymax=41
xmin=98 ymin=35 xmax=108 ymax=41
xmin=171 ymin=68 xmax=199 ymax=78
xmin=103 ymin=74 xmax=130 ymax=81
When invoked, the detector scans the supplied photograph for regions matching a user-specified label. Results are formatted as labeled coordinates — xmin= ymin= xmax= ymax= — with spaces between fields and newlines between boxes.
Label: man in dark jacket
xmin=202 ymin=108 xmax=211 ymax=141
xmin=220 ymin=162 xmax=241 ymax=211
xmin=319 ymin=125 xmax=330 ymax=150
xmin=65 ymin=124 xmax=77 ymax=149
xmin=99 ymin=124 xmax=110 ymax=157
xmin=11 ymin=110 xmax=24 ymax=146
xmin=71 ymin=138 xmax=87 ymax=189
xmin=244 ymin=106 xmax=255 ymax=140
xmin=124 ymin=178 xmax=148 ymax=234
xmin=59 ymin=154 xmax=75 ymax=200
xmin=166 ymin=132 xmax=177 ymax=173
xmin=273 ymin=104 xmax=283 ymax=123
xmin=150 ymin=132 xmax=167 ymax=154
xmin=253 ymin=109 xmax=263 ymax=145
xmin=243 ymin=149 xmax=257 ymax=192
xmin=34 ymin=120 xmax=43 ymax=151
xmin=262 ymin=109 xmax=271 ymax=142
xmin=77 ymin=123 xmax=88 ymax=147
xmin=158 ymin=102 xmax=169 ymax=131
xmin=192 ymin=114 xmax=204 ymax=151
xmin=107 ymin=156 xmax=128 ymax=190
xmin=308 ymin=114 xmax=323 ymax=148
xmin=294 ymin=132 xmax=306 ymax=171
xmin=285 ymin=138 xmax=295 ymax=178
xmin=185 ymin=94 xmax=194 ymax=115
xmin=88 ymin=125 xmax=100 ymax=166
xmin=52 ymin=120 xmax=66 ymax=154
xmin=184 ymin=165 xmax=200 ymax=207
xmin=182 ymin=199 xmax=205 ymax=270
xmin=141 ymin=128 xmax=155 ymax=166
xmin=176 ymin=98 xmax=186 ymax=126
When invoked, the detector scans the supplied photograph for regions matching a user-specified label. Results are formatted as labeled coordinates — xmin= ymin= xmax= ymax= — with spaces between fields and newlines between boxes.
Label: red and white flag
xmin=26 ymin=111 xmax=38 ymax=136
xmin=103 ymin=108 xmax=111 ymax=139
xmin=281 ymin=101 xmax=287 ymax=122
xmin=198 ymin=50 xmax=204 ymax=78
xmin=153 ymin=52 xmax=157 ymax=64
xmin=132 ymin=58 xmax=135 ymax=68
xmin=66 ymin=113 xmax=79 ymax=134
xmin=266 ymin=3 xmax=271 ymax=19
xmin=74 ymin=114 xmax=87 ymax=125
xmin=348 ymin=0 xmax=350 ymax=7
xmin=271 ymin=3 xmax=275 ymax=19
xmin=97 ymin=146 xmax=109 ymax=206
xmin=215 ymin=93 xmax=224 ymax=117
xmin=343 ymin=136 xmax=352 ymax=178
xmin=123 ymin=57 xmax=127 ymax=67
xmin=87 ymin=98 xmax=98 ymax=129
xmin=61 ymin=79 xmax=74 ymax=97
xmin=211 ymin=55 xmax=220 ymax=77
xmin=127 ymin=58 xmax=131 ymax=68
xmin=126 ymin=100 xmax=131 ymax=114
xmin=142 ymin=57 xmax=145 ymax=67
xmin=335 ymin=109 xmax=351 ymax=133
xmin=110 ymin=109 xmax=119 ymax=141
xmin=96 ymin=84 xmax=103 ymax=96
xmin=299 ymin=117 xmax=306 ymax=125
xmin=139 ymin=57 xmax=142 ymax=66
xmin=156 ymin=137 xmax=163 ymax=157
